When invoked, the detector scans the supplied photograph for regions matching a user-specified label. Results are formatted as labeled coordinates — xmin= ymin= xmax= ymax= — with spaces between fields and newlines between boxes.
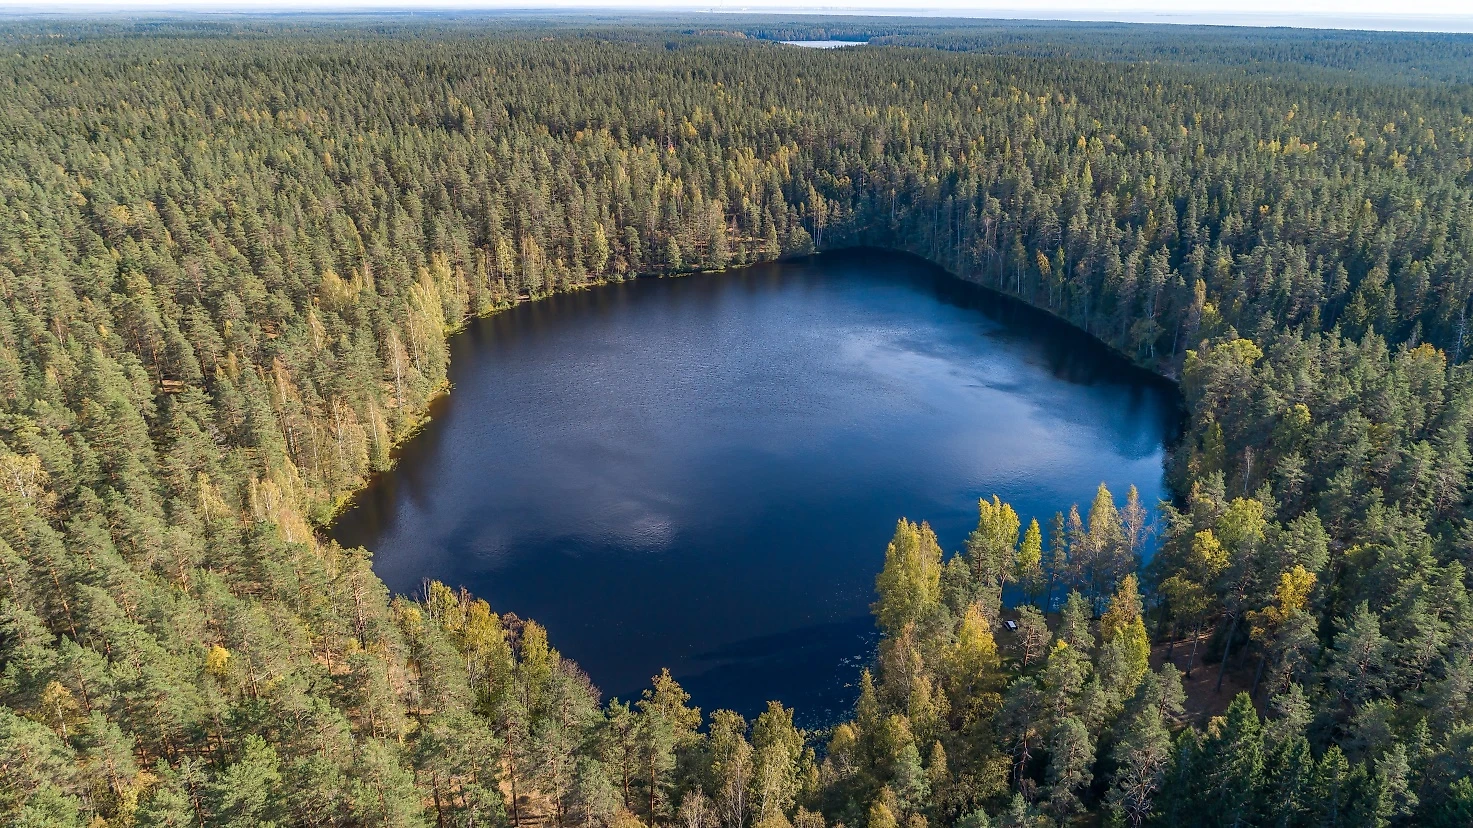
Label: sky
xmin=3 ymin=0 xmax=1473 ymax=33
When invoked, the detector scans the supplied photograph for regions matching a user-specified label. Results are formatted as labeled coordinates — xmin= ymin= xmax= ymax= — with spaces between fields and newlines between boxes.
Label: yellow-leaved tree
xmin=873 ymin=519 xmax=943 ymax=635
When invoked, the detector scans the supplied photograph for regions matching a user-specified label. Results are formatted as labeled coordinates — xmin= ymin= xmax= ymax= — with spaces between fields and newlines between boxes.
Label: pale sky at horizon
xmin=4 ymin=0 xmax=1473 ymax=34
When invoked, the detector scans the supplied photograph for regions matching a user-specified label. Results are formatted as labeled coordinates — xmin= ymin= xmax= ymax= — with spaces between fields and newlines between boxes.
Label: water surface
xmin=781 ymin=40 xmax=867 ymax=48
xmin=331 ymin=250 xmax=1178 ymax=723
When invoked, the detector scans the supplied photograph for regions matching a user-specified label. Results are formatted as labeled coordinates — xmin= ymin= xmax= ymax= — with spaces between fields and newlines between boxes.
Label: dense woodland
xmin=3 ymin=16 xmax=1473 ymax=828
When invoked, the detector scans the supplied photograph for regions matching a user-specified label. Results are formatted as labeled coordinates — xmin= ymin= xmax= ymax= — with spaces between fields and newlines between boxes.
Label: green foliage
xmin=874 ymin=520 xmax=945 ymax=635
xmin=1015 ymin=520 xmax=1044 ymax=608
xmin=967 ymin=496 xmax=1020 ymax=593
xmin=1100 ymin=575 xmax=1151 ymax=697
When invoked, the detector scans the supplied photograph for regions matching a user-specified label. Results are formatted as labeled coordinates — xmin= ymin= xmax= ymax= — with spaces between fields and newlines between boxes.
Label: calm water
xmin=331 ymin=250 xmax=1178 ymax=723
xmin=781 ymin=40 xmax=867 ymax=49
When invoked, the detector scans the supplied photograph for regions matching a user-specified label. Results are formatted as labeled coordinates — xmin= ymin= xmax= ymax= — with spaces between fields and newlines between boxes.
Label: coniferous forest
xmin=4 ymin=14 xmax=1473 ymax=828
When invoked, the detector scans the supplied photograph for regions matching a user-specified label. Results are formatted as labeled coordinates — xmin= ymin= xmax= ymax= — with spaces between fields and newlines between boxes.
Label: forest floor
xmin=1151 ymin=634 xmax=1255 ymax=724
xmin=995 ymin=609 xmax=1255 ymax=724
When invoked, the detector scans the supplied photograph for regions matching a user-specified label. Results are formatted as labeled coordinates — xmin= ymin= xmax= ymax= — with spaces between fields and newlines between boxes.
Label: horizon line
xmin=1 ymin=5 xmax=1473 ymax=35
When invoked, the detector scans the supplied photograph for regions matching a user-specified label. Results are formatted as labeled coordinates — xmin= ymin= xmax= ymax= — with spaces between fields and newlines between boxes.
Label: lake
xmin=330 ymin=250 xmax=1179 ymax=724
xmin=781 ymin=40 xmax=867 ymax=49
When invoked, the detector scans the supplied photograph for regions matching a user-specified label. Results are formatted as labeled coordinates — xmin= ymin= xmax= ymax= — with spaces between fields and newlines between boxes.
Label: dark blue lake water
xmin=330 ymin=250 xmax=1178 ymax=724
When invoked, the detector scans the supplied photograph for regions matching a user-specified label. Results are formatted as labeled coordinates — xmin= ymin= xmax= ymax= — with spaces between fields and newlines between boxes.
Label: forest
xmin=2 ymin=14 xmax=1473 ymax=827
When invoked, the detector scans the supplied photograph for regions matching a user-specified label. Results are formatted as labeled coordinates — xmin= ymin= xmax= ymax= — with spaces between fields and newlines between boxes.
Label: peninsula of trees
xmin=2 ymin=16 xmax=1473 ymax=827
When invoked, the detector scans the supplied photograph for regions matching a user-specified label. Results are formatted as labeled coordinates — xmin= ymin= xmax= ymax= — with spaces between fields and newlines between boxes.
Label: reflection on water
xmin=331 ymin=249 xmax=1179 ymax=723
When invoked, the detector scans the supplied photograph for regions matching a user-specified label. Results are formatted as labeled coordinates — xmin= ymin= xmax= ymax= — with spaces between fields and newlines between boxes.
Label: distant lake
xmin=782 ymin=40 xmax=866 ymax=49
xmin=330 ymin=250 xmax=1179 ymax=724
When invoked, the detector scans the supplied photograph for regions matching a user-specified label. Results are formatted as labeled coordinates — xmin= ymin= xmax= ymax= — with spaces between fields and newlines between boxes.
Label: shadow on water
xmin=680 ymin=616 xmax=879 ymax=729
xmin=869 ymin=249 xmax=1182 ymax=413
xmin=331 ymin=248 xmax=1182 ymax=724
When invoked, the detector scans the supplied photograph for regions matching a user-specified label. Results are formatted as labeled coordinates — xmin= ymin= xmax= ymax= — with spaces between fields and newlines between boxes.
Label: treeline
xmin=1 ymin=18 xmax=1473 ymax=827
xmin=12 ymin=15 xmax=1473 ymax=84
xmin=725 ymin=19 xmax=1473 ymax=85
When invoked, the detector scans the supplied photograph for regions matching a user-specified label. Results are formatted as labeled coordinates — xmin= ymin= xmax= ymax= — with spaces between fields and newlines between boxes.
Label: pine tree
xmin=1013 ymin=606 xmax=1051 ymax=667
xmin=1108 ymin=702 xmax=1172 ymax=828
xmin=1058 ymin=591 xmax=1095 ymax=652
xmin=1330 ymin=602 xmax=1394 ymax=709
xmin=1203 ymin=695 xmax=1264 ymax=828
xmin=1044 ymin=715 xmax=1094 ymax=821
